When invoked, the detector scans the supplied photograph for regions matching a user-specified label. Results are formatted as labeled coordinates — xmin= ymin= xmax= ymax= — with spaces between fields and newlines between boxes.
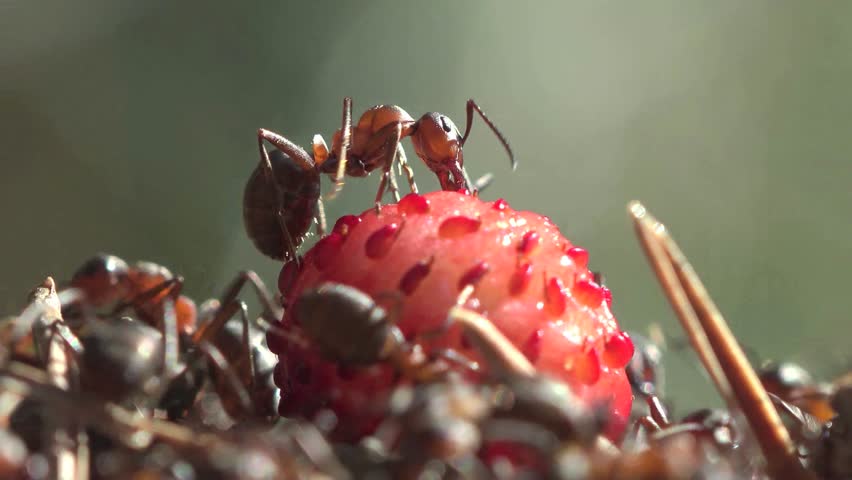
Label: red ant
xmin=244 ymin=97 xmax=514 ymax=261
xmin=65 ymin=254 xmax=197 ymax=335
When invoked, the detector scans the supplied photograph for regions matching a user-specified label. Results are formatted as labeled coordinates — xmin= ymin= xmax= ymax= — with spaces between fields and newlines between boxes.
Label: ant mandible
xmin=244 ymin=98 xmax=515 ymax=261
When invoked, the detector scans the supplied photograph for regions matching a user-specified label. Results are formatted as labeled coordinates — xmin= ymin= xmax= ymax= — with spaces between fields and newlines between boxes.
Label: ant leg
xmin=387 ymin=342 xmax=448 ymax=383
xmin=196 ymin=340 xmax=255 ymax=416
xmin=387 ymin=159 xmax=401 ymax=202
xmin=436 ymin=171 xmax=452 ymax=190
xmin=325 ymin=97 xmax=352 ymax=200
xmin=235 ymin=301 xmax=256 ymax=392
xmin=458 ymin=165 xmax=475 ymax=193
xmin=316 ymin=197 xmax=327 ymax=237
xmin=395 ymin=144 xmax=418 ymax=194
xmin=160 ymin=297 xmax=180 ymax=378
xmin=462 ymin=99 xmax=516 ymax=171
xmin=257 ymin=128 xmax=316 ymax=261
xmin=211 ymin=270 xmax=282 ymax=328
xmin=432 ymin=348 xmax=480 ymax=374
xmin=472 ymin=172 xmax=494 ymax=195
xmin=193 ymin=299 xmax=242 ymax=345
xmin=377 ymin=124 xmax=403 ymax=204
xmin=646 ymin=395 xmax=670 ymax=427
xmin=637 ymin=416 xmax=661 ymax=433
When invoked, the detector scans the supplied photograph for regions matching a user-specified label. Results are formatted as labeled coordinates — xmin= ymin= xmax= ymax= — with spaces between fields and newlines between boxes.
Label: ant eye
xmin=440 ymin=117 xmax=452 ymax=133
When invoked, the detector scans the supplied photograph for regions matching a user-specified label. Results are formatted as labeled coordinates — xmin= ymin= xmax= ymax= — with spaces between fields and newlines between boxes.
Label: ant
xmin=288 ymin=282 xmax=536 ymax=384
xmin=64 ymin=254 xmax=196 ymax=335
xmin=2 ymin=359 xmax=349 ymax=479
xmin=57 ymin=254 xmax=284 ymax=423
xmin=245 ymin=97 xmax=515 ymax=261
xmin=290 ymin=282 xmax=453 ymax=382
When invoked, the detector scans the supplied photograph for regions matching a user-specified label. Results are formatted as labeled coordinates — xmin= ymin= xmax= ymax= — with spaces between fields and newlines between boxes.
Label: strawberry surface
xmin=269 ymin=191 xmax=633 ymax=441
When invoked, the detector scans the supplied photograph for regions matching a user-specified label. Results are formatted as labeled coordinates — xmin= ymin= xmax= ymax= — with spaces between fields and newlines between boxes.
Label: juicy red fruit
xmin=270 ymin=191 xmax=633 ymax=441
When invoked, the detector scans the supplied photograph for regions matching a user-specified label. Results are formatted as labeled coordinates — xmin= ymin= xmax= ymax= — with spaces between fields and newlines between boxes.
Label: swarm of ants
xmin=1 ymin=97 xmax=849 ymax=479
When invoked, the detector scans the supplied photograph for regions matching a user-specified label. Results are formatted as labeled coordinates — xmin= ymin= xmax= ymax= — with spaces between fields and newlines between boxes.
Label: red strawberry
xmin=269 ymin=191 xmax=634 ymax=441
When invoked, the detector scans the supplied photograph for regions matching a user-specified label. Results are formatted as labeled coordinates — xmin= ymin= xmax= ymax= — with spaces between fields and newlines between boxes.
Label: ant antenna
xmin=461 ymin=99 xmax=516 ymax=171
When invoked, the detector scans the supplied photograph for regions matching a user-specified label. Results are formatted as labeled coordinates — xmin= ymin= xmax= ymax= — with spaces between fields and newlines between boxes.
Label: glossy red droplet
xmin=278 ymin=258 xmax=301 ymax=296
xmin=398 ymin=193 xmax=430 ymax=215
xmin=566 ymin=247 xmax=589 ymax=269
xmin=518 ymin=231 xmax=541 ymax=256
xmin=601 ymin=286 xmax=613 ymax=308
xmin=522 ymin=329 xmax=544 ymax=363
xmin=509 ymin=262 xmax=533 ymax=296
xmin=574 ymin=278 xmax=604 ymax=308
xmin=439 ymin=216 xmax=481 ymax=238
xmin=492 ymin=198 xmax=510 ymax=211
xmin=332 ymin=215 xmax=361 ymax=237
xmin=544 ymin=276 xmax=567 ymax=316
xmin=313 ymin=233 xmax=344 ymax=270
xmin=570 ymin=347 xmax=601 ymax=385
xmin=365 ymin=223 xmax=400 ymax=259
xmin=458 ymin=261 xmax=490 ymax=290
xmin=603 ymin=331 xmax=634 ymax=368
xmin=399 ymin=258 xmax=433 ymax=295
xmin=456 ymin=188 xmax=472 ymax=195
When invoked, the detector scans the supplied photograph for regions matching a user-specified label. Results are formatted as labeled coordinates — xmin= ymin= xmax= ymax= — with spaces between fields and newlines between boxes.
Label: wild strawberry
xmin=269 ymin=191 xmax=633 ymax=441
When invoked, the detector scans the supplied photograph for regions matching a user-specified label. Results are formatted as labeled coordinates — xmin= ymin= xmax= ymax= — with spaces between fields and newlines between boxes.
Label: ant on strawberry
xmin=245 ymin=97 xmax=515 ymax=261
xmin=289 ymin=282 xmax=455 ymax=382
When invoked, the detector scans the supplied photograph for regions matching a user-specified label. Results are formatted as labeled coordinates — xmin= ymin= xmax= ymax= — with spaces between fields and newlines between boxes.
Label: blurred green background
xmin=2 ymin=1 xmax=850 ymax=413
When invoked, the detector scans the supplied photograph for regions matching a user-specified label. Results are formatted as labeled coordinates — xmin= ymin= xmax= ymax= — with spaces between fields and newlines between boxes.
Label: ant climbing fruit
xmin=244 ymin=98 xmax=514 ymax=261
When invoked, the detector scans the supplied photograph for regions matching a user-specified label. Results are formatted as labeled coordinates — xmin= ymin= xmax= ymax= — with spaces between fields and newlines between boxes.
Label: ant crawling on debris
xmin=51 ymin=254 xmax=285 ymax=424
xmin=63 ymin=253 xmax=197 ymax=334
xmin=245 ymin=97 xmax=515 ymax=261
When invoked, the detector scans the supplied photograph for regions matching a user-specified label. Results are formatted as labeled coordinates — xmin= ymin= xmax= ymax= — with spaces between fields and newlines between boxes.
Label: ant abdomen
xmin=293 ymin=283 xmax=392 ymax=365
xmin=243 ymin=149 xmax=321 ymax=261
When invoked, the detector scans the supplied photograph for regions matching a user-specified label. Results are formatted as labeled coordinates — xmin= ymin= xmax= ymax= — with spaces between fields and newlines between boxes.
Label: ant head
xmin=411 ymin=113 xmax=468 ymax=189
xmin=70 ymin=254 xmax=131 ymax=306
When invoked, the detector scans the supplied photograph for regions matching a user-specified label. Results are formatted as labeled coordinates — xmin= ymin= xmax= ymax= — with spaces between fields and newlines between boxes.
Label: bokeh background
xmin=2 ymin=1 xmax=850 ymax=412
